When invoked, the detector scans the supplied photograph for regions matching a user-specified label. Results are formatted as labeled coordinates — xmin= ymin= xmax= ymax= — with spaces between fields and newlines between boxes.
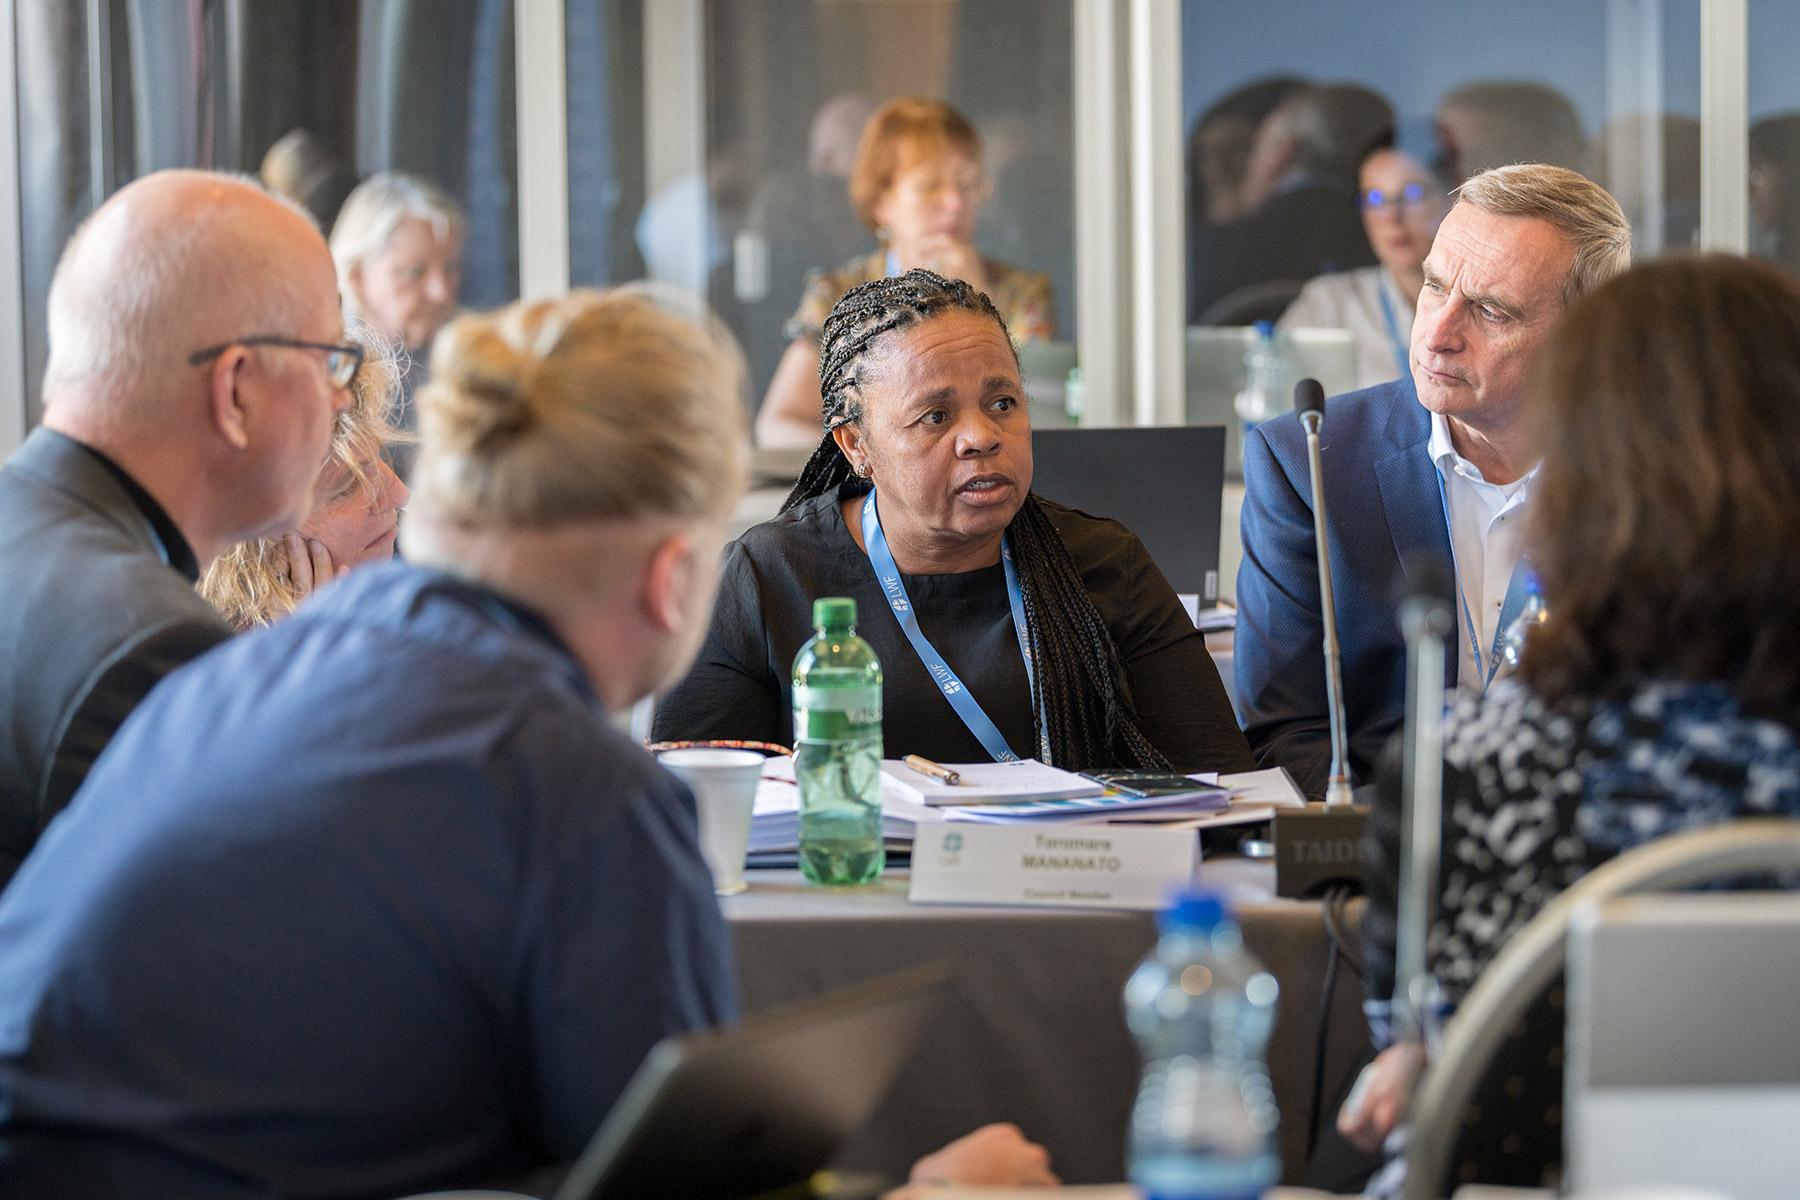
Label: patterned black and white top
xmin=1363 ymin=676 xmax=1800 ymax=1192
xmin=1429 ymin=677 xmax=1800 ymax=1002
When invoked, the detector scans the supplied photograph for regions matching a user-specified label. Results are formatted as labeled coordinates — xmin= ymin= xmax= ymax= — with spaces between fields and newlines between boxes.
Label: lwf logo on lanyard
xmin=877 ymin=569 xmax=911 ymax=614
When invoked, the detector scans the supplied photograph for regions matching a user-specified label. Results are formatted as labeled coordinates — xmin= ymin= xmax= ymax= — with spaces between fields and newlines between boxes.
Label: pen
xmin=903 ymin=754 xmax=962 ymax=786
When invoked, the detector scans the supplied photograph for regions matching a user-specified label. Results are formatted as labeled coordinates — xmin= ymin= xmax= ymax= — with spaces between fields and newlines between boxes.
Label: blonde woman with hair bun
xmin=400 ymin=284 xmax=753 ymax=705
xmin=0 ymin=283 xmax=1057 ymax=1195
xmin=198 ymin=323 xmax=411 ymax=630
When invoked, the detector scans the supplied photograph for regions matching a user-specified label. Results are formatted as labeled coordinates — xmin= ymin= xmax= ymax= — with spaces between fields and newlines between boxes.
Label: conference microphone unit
xmin=1274 ymin=377 xmax=1369 ymax=899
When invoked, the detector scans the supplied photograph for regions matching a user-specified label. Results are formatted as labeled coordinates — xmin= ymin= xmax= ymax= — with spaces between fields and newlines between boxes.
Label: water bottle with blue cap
xmin=1124 ymin=889 xmax=1281 ymax=1200
xmin=1233 ymin=321 xmax=1285 ymax=427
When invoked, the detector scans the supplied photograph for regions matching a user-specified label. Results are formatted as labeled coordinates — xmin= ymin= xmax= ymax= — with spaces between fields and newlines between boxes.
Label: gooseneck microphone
xmin=1394 ymin=560 xmax=1455 ymax=1042
xmin=1272 ymin=379 xmax=1369 ymax=900
xmin=1296 ymin=378 xmax=1354 ymax=808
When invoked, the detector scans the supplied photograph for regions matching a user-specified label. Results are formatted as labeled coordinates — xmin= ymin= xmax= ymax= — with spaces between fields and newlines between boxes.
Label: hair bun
xmin=422 ymin=317 xmax=538 ymax=451
xmin=404 ymin=288 xmax=747 ymax=539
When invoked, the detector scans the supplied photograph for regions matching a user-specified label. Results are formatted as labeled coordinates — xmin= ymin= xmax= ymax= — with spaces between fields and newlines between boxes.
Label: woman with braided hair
xmin=657 ymin=269 xmax=1252 ymax=772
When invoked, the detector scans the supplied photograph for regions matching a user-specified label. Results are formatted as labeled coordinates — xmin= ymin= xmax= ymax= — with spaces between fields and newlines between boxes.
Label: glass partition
xmin=1749 ymin=1 xmax=1800 ymax=275
xmin=13 ymin=0 xmax=519 ymax=424
xmin=1181 ymin=0 xmax=1699 ymax=398
xmin=673 ymin=0 xmax=1065 ymax=431
xmin=562 ymin=0 xmax=647 ymax=291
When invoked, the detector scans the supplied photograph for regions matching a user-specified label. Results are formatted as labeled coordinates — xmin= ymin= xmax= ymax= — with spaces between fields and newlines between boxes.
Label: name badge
xmin=909 ymin=824 xmax=1198 ymax=910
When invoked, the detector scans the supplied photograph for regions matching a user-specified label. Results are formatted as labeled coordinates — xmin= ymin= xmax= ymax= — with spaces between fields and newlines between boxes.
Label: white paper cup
xmin=657 ymin=748 xmax=764 ymax=896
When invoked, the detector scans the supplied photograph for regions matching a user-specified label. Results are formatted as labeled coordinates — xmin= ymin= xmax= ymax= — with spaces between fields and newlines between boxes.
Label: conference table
xmin=723 ymin=857 xmax=1368 ymax=1187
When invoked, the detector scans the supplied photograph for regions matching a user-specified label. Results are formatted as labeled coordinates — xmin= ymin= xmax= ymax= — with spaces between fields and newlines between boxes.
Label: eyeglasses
xmin=1359 ymin=182 xmax=1441 ymax=217
xmin=188 ymin=336 xmax=363 ymax=390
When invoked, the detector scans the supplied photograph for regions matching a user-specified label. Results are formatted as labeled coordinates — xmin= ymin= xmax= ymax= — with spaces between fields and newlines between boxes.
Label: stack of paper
xmin=747 ymin=757 xmax=940 ymax=854
xmin=1194 ymin=602 xmax=1237 ymax=633
xmin=943 ymin=786 xmax=1229 ymax=825
xmin=1136 ymin=766 xmax=1307 ymax=831
xmin=879 ymin=758 xmax=1106 ymax=806
xmin=745 ymin=759 xmax=1306 ymax=854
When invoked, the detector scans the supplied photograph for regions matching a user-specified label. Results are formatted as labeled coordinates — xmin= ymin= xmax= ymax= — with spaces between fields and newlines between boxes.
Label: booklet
xmin=879 ymin=758 xmax=1107 ymax=807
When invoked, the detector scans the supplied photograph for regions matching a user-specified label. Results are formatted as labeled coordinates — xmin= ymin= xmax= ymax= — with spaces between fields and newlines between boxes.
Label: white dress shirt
xmin=1428 ymin=411 xmax=1534 ymax=691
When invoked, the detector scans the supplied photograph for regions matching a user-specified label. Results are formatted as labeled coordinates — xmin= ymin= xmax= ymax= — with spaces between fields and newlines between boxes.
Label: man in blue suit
xmin=1236 ymin=164 xmax=1630 ymax=797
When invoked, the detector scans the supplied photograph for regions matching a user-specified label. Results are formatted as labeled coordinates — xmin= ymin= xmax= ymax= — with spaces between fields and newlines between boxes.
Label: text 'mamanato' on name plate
xmin=909 ymin=824 xmax=1198 ymax=910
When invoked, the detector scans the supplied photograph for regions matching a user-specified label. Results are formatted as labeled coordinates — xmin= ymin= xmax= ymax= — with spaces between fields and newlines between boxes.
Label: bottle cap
xmin=1160 ymin=888 xmax=1229 ymax=932
xmin=813 ymin=597 xmax=856 ymax=629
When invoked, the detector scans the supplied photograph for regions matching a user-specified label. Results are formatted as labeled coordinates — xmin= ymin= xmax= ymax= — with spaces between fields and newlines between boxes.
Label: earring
xmin=853 ymin=462 xmax=870 ymax=479
xmin=875 ymin=225 xmax=891 ymax=243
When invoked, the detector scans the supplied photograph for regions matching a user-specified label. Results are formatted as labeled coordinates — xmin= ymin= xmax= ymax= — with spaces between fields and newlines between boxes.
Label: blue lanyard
xmin=1434 ymin=468 xmax=1532 ymax=690
xmin=1376 ymin=275 xmax=1411 ymax=381
xmin=884 ymin=248 xmax=901 ymax=277
xmin=861 ymin=490 xmax=1037 ymax=762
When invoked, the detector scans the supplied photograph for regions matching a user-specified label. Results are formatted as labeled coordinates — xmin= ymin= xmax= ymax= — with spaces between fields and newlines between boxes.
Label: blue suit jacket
xmin=1235 ymin=376 xmax=1455 ymax=798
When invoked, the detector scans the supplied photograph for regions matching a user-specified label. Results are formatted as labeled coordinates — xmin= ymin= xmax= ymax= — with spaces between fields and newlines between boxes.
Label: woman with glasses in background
xmin=1277 ymin=147 xmax=1449 ymax=391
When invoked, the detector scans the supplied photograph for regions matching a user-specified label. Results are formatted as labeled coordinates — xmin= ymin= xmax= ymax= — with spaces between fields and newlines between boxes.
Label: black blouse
xmin=655 ymin=485 xmax=1254 ymax=774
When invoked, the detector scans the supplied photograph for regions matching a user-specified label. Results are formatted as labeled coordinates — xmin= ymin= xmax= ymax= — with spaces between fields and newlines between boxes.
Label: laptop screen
xmin=1029 ymin=425 xmax=1226 ymax=600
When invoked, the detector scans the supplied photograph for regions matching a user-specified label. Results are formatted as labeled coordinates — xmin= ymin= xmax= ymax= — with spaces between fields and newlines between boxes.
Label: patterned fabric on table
xmin=783 ymin=250 xmax=1056 ymax=345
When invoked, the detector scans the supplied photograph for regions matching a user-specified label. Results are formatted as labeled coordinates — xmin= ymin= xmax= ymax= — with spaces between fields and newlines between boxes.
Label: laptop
xmin=1566 ymin=893 xmax=1800 ymax=1200
xmin=1016 ymin=340 xmax=1080 ymax=429
xmin=1029 ymin=425 xmax=1226 ymax=600
xmin=554 ymin=963 xmax=951 ymax=1200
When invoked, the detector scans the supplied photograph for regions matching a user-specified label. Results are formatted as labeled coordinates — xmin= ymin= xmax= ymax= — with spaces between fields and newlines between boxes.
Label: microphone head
xmin=1293 ymin=378 xmax=1326 ymax=418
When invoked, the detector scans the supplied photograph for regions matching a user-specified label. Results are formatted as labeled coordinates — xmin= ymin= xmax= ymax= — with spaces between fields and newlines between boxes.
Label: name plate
xmin=909 ymin=824 xmax=1198 ymax=910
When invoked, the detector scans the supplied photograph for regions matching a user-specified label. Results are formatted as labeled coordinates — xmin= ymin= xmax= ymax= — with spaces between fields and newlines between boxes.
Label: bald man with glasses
xmin=0 ymin=170 xmax=352 ymax=888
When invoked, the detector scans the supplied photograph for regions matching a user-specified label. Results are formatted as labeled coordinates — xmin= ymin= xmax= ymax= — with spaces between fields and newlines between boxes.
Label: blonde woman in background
xmin=0 ymin=285 xmax=1055 ymax=1196
xmin=199 ymin=325 xmax=410 ymax=630
xmin=330 ymin=171 xmax=465 ymax=475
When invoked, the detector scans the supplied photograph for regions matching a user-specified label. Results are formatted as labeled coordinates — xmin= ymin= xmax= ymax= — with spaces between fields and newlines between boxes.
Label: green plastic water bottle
xmin=793 ymin=597 xmax=884 ymax=886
